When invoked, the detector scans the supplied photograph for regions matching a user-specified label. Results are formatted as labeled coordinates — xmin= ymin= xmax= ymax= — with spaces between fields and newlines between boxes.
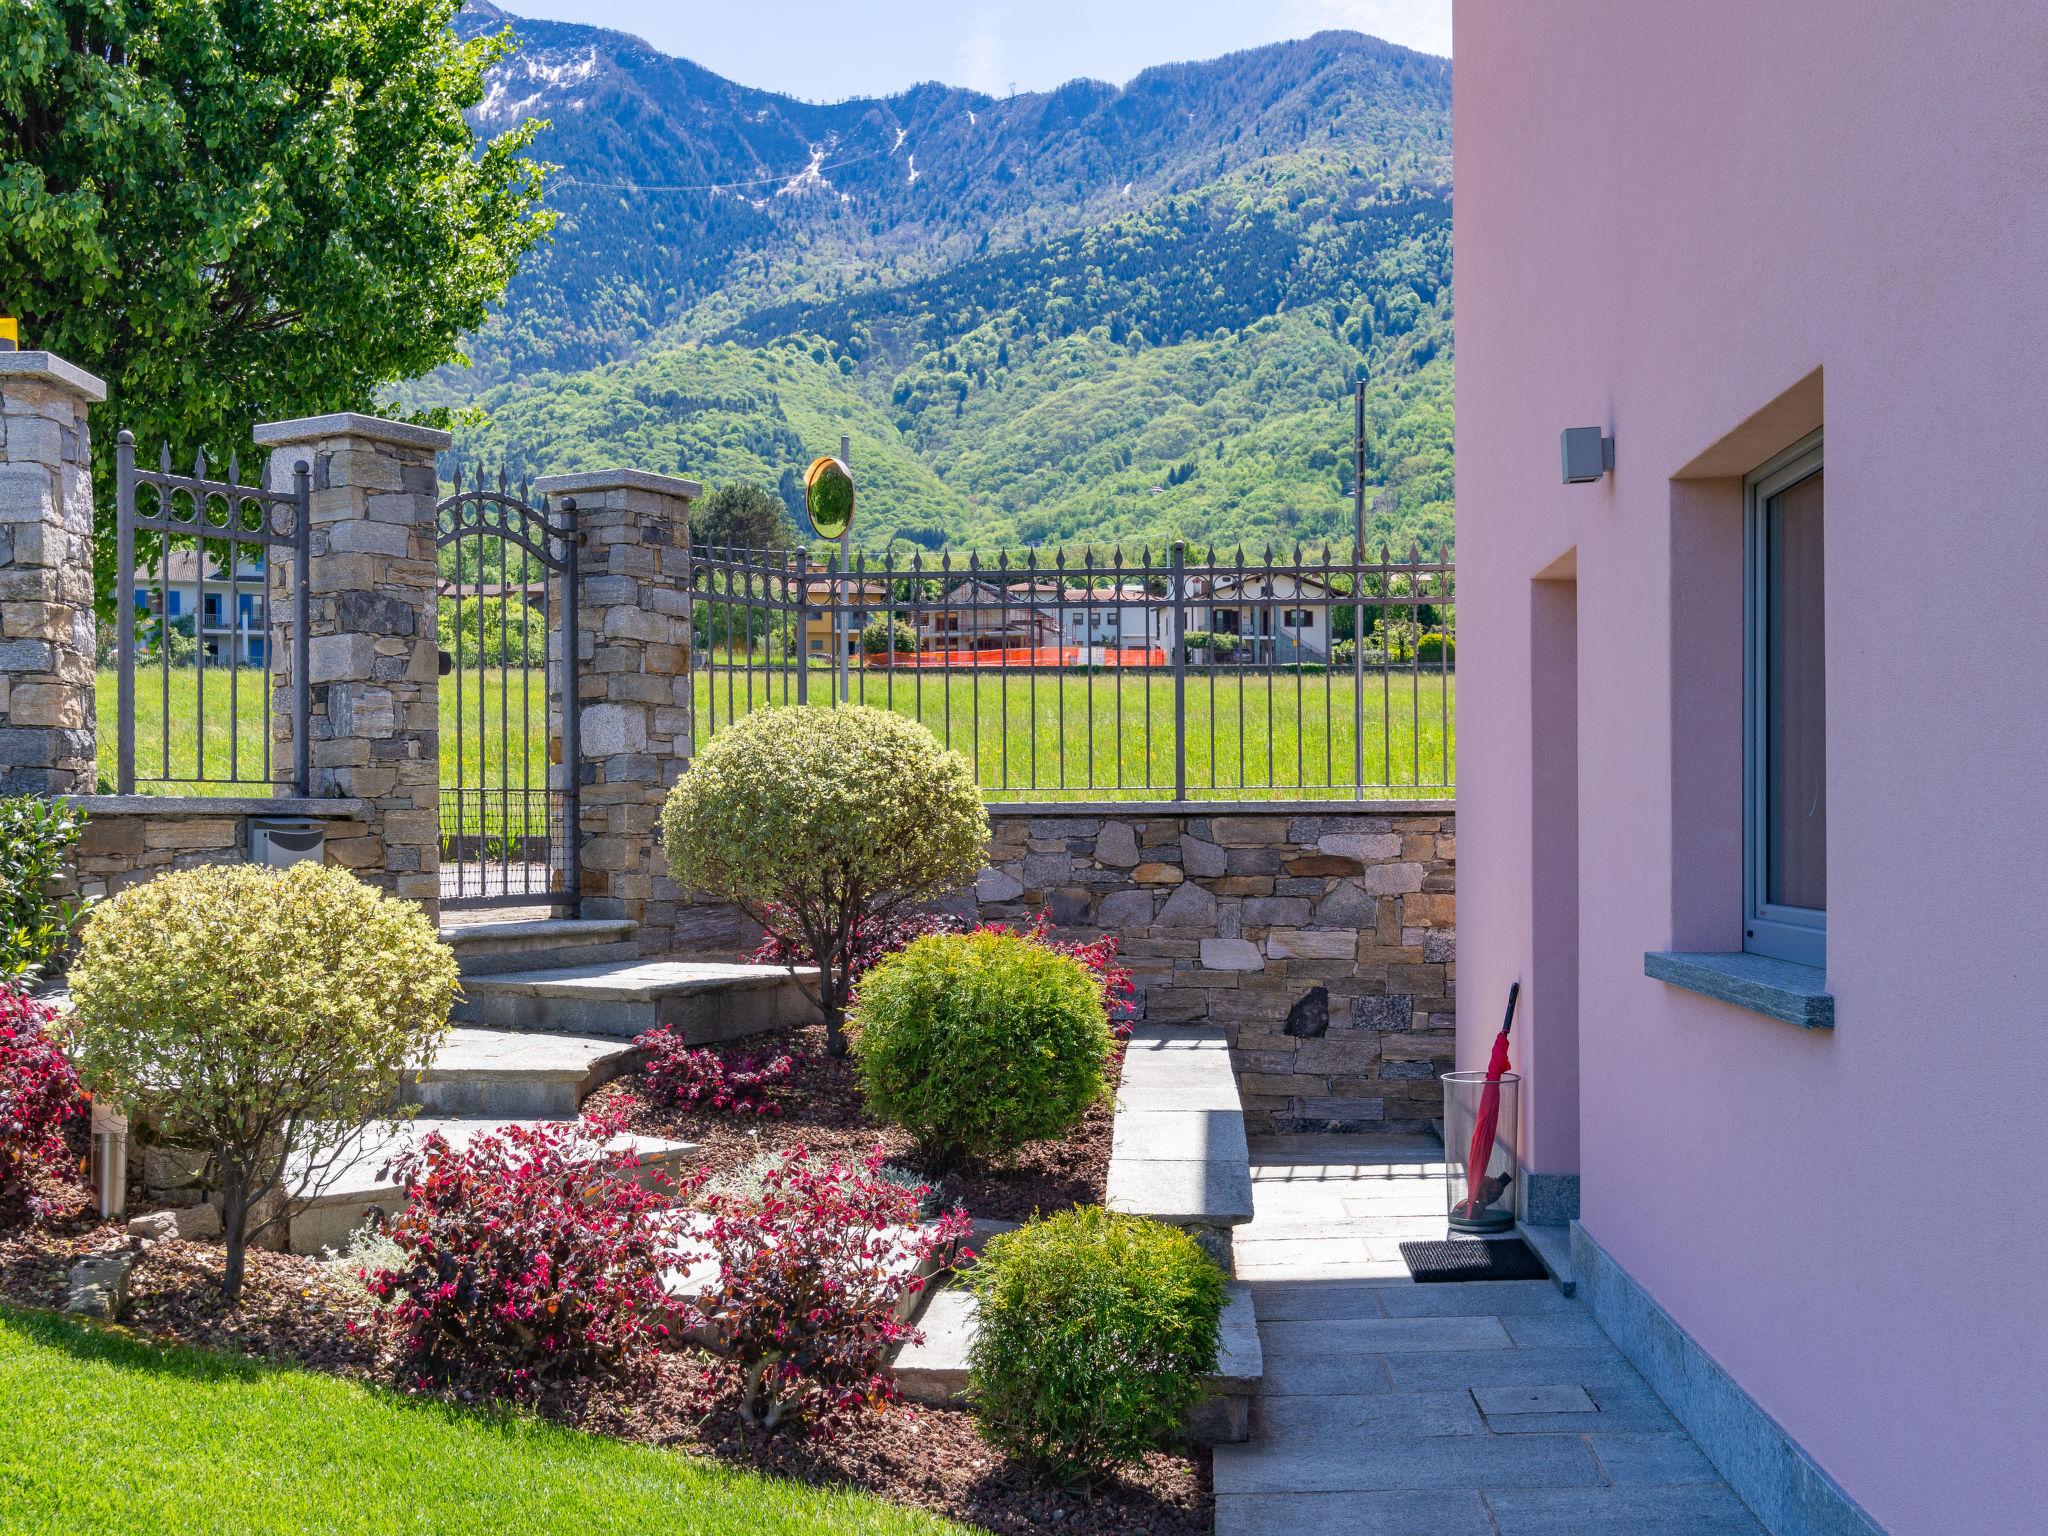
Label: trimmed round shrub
xmin=849 ymin=929 xmax=1109 ymax=1167
xmin=66 ymin=862 xmax=458 ymax=1301
xmin=860 ymin=615 xmax=918 ymax=657
xmin=662 ymin=705 xmax=988 ymax=1055
xmin=964 ymin=1206 xmax=1227 ymax=1479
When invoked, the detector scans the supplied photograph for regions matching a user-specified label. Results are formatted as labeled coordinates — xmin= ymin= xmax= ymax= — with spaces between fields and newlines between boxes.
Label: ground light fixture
xmin=1560 ymin=426 xmax=1615 ymax=483
xmin=91 ymin=1099 xmax=129 ymax=1219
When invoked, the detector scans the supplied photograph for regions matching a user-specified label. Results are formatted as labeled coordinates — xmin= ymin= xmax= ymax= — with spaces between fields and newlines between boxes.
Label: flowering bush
xmin=691 ymin=1145 xmax=970 ymax=1432
xmin=636 ymin=1027 xmax=802 ymax=1116
xmin=0 ymin=986 xmax=87 ymax=1228
xmin=367 ymin=1113 xmax=679 ymax=1399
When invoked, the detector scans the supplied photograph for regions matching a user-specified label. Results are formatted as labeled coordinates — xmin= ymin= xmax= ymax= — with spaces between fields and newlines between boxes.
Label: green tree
xmin=0 ymin=0 xmax=554 ymax=617
xmin=693 ymin=481 xmax=796 ymax=552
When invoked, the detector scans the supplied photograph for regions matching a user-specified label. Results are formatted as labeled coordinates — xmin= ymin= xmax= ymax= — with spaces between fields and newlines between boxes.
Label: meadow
xmin=98 ymin=662 xmax=1455 ymax=802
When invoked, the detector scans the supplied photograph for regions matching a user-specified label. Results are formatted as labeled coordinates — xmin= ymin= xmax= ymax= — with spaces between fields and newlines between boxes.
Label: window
xmin=1283 ymin=608 xmax=1314 ymax=628
xmin=1744 ymin=433 xmax=1825 ymax=967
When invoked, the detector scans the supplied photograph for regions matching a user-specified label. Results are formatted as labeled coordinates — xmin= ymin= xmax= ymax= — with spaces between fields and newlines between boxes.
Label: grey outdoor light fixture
xmin=1561 ymin=426 xmax=1615 ymax=484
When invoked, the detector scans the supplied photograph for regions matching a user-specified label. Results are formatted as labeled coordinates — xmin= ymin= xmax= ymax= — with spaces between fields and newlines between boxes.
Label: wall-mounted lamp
xmin=1560 ymin=426 xmax=1615 ymax=484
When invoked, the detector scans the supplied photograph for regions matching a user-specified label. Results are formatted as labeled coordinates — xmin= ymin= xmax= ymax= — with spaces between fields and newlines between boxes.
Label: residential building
xmin=801 ymin=577 xmax=890 ymax=660
xmin=1455 ymin=4 xmax=2048 ymax=1532
xmin=1055 ymin=583 xmax=1175 ymax=659
xmin=1194 ymin=570 xmax=1332 ymax=661
xmin=918 ymin=578 xmax=1060 ymax=656
xmin=140 ymin=549 xmax=269 ymax=664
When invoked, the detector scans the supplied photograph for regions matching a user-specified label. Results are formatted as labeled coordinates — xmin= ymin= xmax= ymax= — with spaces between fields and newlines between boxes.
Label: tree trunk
xmin=218 ymin=1165 xmax=249 ymax=1306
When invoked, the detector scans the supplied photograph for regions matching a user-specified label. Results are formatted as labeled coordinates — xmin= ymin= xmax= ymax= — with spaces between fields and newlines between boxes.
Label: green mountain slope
xmin=425 ymin=8 xmax=1455 ymax=554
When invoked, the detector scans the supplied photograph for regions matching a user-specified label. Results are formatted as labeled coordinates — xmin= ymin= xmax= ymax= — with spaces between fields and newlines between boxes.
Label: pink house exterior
xmin=1453 ymin=4 xmax=2048 ymax=1533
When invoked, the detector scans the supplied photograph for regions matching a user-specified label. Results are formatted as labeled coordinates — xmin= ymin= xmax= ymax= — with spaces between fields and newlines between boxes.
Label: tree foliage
xmin=0 ymin=0 xmax=553 ymax=612
xmin=693 ymin=481 xmax=798 ymax=553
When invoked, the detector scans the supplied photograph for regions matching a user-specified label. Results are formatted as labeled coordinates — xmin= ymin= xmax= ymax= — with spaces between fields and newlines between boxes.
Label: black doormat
xmin=1398 ymin=1237 xmax=1549 ymax=1283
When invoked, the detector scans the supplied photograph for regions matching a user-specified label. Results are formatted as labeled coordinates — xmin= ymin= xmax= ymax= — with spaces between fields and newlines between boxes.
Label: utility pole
xmin=837 ymin=431 xmax=852 ymax=704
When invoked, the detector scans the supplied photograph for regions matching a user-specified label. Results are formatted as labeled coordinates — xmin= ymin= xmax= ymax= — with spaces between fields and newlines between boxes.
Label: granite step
xmin=287 ymin=1116 xmax=694 ymax=1257
xmin=452 ymin=960 xmax=818 ymax=1041
xmin=400 ymin=1027 xmax=644 ymax=1119
xmin=892 ymin=1279 xmax=1263 ymax=1442
xmin=439 ymin=917 xmax=641 ymax=978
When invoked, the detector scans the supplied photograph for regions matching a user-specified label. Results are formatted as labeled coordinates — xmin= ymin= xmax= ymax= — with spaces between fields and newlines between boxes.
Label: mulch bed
xmin=586 ymin=1022 xmax=1121 ymax=1226
xmin=0 ymin=1217 xmax=1210 ymax=1536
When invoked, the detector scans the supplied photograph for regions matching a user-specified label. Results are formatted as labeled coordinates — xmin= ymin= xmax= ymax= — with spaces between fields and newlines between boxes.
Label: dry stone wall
xmin=973 ymin=804 xmax=1455 ymax=1135
xmin=62 ymin=797 xmax=372 ymax=904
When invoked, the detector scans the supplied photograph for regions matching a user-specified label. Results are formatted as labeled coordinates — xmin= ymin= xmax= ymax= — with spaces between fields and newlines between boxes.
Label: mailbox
xmin=249 ymin=817 xmax=326 ymax=868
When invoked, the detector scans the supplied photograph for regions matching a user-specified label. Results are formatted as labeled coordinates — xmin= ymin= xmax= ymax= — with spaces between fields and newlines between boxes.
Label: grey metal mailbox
xmin=249 ymin=817 xmax=326 ymax=868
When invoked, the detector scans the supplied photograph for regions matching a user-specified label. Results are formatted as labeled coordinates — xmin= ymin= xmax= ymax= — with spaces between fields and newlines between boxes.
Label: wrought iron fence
xmin=113 ymin=433 xmax=310 ymax=794
xmin=435 ymin=467 xmax=580 ymax=912
xmin=691 ymin=541 xmax=1454 ymax=801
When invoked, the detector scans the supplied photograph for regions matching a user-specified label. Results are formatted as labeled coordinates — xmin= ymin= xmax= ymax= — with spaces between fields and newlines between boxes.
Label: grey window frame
xmin=1743 ymin=430 xmax=1826 ymax=968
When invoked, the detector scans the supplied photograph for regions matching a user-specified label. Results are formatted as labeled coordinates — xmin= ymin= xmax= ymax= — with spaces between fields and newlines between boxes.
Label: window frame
xmin=1742 ymin=430 xmax=1826 ymax=968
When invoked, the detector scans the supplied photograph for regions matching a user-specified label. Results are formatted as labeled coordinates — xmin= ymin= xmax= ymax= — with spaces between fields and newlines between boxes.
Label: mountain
xmin=417 ymin=5 xmax=1454 ymax=553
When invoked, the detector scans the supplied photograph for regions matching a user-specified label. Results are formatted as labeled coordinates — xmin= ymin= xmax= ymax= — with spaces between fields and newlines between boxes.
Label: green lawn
xmin=98 ymin=663 xmax=1454 ymax=802
xmin=0 ymin=1306 xmax=980 ymax=1536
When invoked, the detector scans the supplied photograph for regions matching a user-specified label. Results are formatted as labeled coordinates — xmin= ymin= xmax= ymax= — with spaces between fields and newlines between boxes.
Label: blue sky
xmin=499 ymin=1 xmax=1451 ymax=101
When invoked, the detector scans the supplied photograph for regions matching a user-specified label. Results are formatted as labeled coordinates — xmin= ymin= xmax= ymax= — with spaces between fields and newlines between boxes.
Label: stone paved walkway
xmin=1215 ymin=1135 xmax=1768 ymax=1536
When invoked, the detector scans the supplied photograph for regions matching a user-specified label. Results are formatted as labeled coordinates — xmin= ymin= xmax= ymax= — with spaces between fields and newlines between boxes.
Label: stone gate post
xmin=0 ymin=351 xmax=105 ymax=796
xmin=530 ymin=469 xmax=697 ymax=946
xmin=256 ymin=413 xmax=449 ymax=919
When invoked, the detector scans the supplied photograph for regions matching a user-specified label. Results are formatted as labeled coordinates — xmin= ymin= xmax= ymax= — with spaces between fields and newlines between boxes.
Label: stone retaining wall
xmin=61 ymin=796 xmax=372 ymax=905
xmin=665 ymin=800 xmax=1455 ymax=1135
xmin=975 ymin=804 xmax=1455 ymax=1135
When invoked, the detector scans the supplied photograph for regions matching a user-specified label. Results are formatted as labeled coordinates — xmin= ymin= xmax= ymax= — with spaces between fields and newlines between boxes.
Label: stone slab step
xmin=286 ymin=1117 xmax=694 ymax=1257
xmin=1516 ymin=1220 xmax=1576 ymax=1296
xmin=440 ymin=917 xmax=640 ymax=978
xmin=452 ymin=960 xmax=819 ymax=1040
xmin=400 ymin=1028 xmax=643 ymax=1119
xmin=893 ymin=1280 xmax=1262 ymax=1443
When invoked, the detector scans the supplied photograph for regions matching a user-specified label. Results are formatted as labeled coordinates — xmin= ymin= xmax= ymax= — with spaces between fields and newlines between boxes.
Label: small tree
xmin=65 ymin=863 xmax=458 ymax=1303
xmin=662 ymin=706 xmax=988 ymax=1056
xmin=859 ymin=615 xmax=918 ymax=658
xmin=693 ymin=482 xmax=798 ymax=553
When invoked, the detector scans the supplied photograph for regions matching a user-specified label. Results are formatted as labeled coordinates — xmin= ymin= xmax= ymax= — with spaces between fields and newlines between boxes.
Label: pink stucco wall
xmin=1453 ymin=4 xmax=2048 ymax=1532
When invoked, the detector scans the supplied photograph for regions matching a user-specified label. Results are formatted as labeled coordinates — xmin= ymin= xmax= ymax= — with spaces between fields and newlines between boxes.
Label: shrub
xmin=0 ymin=986 xmax=88 ymax=1228
xmin=859 ymin=615 xmax=918 ymax=657
xmin=0 ymin=795 xmax=88 ymax=984
xmin=964 ymin=1206 xmax=1226 ymax=1479
xmin=749 ymin=906 xmax=972 ymax=989
xmin=850 ymin=930 xmax=1110 ymax=1168
xmin=663 ymin=705 xmax=988 ymax=1057
xmin=65 ymin=863 xmax=459 ymax=1303
xmin=1415 ymin=630 xmax=1456 ymax=665
xmin=1181 ymin=629 xmax=1241 ymax=662
xmin=691 ymin=1145 xmax=969 ymax=1432
xmin=635 ymin=1028 xmax=801 ymax=1116
xmin=368 ymin=1115 xmax=678 ymax=1398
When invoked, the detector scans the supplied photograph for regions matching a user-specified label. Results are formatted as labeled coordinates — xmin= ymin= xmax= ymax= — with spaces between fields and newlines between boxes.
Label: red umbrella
xmin=1460 ymin=982 xmax=1519 ymax=1221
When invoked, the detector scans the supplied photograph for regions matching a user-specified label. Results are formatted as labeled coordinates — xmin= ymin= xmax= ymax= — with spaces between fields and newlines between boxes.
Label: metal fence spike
xmin=159 ymin=442 xmax=172 ymax=473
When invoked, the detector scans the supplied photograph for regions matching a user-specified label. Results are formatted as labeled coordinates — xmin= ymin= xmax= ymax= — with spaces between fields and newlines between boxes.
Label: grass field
xmin=98 ymin=663 xmax=1454 ymax=802
xmin=0 ymin=1306 xmax=980 ymax=1536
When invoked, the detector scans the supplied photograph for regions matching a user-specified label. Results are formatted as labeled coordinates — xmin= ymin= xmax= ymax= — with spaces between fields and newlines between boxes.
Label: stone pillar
xmin=531 ymin=468 xmax=698 ymax=942
xmin=256 ymin=413 xmax=450 ymax=918
xmin=0 ymin=352 xmax=105 ymax=795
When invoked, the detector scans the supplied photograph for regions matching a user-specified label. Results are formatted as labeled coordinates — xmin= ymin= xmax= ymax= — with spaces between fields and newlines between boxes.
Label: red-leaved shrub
xmin=0 ymin=985 xmax=86 ymax=1228
xmin=367 ymin=1113 xmax=679 ymax=1398
xmin=635 ymin=1028 xmax=801 ymax=1116
xmin=750 ymin=906 xmax=972 ymax=989
xmin=690 ymin=1145 xmax=971 ymax=1432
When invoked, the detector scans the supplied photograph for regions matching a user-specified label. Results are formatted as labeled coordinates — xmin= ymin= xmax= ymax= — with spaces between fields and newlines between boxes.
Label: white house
xmin=142 ymin=549 xmax=270 ymax=665
xmin=1056 ymin=583 xmax=1176 ymax=659
xmin=1193 ymin=570 xmax=1333 ymax=661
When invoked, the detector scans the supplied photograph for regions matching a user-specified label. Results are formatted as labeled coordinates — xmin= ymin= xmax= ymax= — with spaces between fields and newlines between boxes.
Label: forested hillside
xmin=419 ymin=5 xmax=1455 ymax=553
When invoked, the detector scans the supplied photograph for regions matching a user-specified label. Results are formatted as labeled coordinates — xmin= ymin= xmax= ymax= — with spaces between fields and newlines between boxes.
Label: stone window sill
xmin=1643 ymin=950 xmax=1833 ymax=1030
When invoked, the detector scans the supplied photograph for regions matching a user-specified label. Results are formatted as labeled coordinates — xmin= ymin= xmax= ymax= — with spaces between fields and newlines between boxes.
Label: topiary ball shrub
xmin=964 ymin=1206 xmax=1226 ymax=1480
xmin=662 ymin=705 xmax=988 ymax=1056
xmin=66 ymin=862 xmax=459 ymax=1302
xmin=849 ymin=929 xmax=1110 ymax=1169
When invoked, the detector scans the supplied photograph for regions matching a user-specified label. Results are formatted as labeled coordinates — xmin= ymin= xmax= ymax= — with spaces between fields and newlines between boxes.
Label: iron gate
xmin=435 ymin=468 xmax=579 ymax=912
